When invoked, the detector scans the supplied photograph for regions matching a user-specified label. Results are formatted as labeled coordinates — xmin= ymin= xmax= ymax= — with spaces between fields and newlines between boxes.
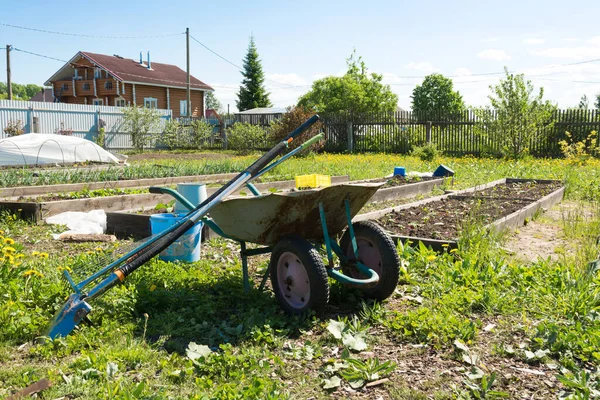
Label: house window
xmin=93 ymin=98 xmax=103 ymax=106
xmin=61 ymin=83 xmax=69 ymax=91
xmin=104 ymin=81 xmax=113 ymax=90
xmin=180 ymin=100 xmax=190 ymax=116
xmin=144 ymin=97 xmax=158 ymax=109
xmin=83 ymin=83 xmax=91 ymax=91
xmin=115 ymin=98 xmax=126 ymax=107
xmin=94 ymin=68 xmax=102 ymax=79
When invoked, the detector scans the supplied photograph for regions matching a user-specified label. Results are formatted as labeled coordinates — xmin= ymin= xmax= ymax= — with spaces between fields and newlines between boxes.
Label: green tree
xmin=411 ymin=74 xmax=465 ymax=120
xmin=578 ymin=94 xmax=589 ymax=109
xmin=595 ymin=93 xmax=600 ymax=111
xmin=476 ymin=67 xmax=556 ymax=159
xmin=298 ymin=51 xmax=398 ymax=115
xmin=0 ymin=82 xmax=42 ymax=100
xmin=206 ymin=91 xmax=223 ymax=113
xmin=236 ymin=36 xmax=272 ymax=111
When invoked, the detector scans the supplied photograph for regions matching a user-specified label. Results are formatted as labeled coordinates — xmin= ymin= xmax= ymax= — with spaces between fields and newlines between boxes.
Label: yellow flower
xmin=23 ymin=269 xmax=44 ymax=278
xmin=442 ymin=244 xmax=449 ymax=248
xmin=38 ymin=252 xmax=49 ymax=259
xmin=57 ymin=266 xmax=73 ymax=273
xmin=95 ymin=247 xmax=103 ymax=252
xmin=450 ymin=248 xmax=458 ymax=253
xmin=32 ymin=251 xmax=40 ymax=256
xmin=15 ymin=253 xmax=24 ymax=259
xmin=4 ymin=238 xmax=15 ymax=245
xmin=2 ymin=246 xmax=16 ymax=253
xmin=149 ymin=284 xmax=157 ymax=292
xmin=86 ymin=251 xmax=95 ymax=255
xmin=0 ymin=230 xmax=4 ymax=235
xmin=426 ymin=255 xmax=436 ymax=262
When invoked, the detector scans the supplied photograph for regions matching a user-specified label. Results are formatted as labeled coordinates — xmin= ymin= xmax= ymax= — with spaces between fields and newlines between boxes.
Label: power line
xmin=12 ymin=47 xmax=67 ymax=63
xmin=189 ymin=34 xmax=298 ymax=89
xmin=0 ymin=22 xmax=184 ymax=39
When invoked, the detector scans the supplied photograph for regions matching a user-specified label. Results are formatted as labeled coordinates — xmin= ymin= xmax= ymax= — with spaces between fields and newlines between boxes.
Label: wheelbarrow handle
xmin=284 ymin=114 xmax=320 ymax=141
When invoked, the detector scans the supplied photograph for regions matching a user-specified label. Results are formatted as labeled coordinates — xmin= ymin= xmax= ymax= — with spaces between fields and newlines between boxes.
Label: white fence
xmin=0 ymin=100 xmax=172 ymax=150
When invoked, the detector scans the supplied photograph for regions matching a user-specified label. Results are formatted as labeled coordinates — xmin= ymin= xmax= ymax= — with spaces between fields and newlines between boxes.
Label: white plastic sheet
xmin=0 ymin=134 xmax=120 ymax=166
xmin=46 ymin=210 xmax=107 ymax=240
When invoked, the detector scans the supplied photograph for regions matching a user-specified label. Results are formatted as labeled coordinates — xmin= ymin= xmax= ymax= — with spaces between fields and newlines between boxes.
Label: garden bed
xmin=356 ymin=178 xmax=565 ymax=251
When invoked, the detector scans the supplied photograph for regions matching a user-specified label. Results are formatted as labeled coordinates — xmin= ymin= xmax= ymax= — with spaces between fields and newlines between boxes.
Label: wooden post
xmin=426 ymin=121 xmax=432 ymax=143
xmin=347 ymin=121 xmax=354 ymax=152
xmin=186 ymin=27 xmax=191 ymax=118
xmin=6 ymin=45 xmax=12 ymax=100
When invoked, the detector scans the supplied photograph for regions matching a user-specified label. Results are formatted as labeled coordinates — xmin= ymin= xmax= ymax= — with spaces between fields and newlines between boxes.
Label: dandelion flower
xmin=426 ymin=255 xmax=436 ymax=262
xmin=149 ymin=284 xmax=157 ymax=292
xmin=23 ymin=269 xmax=44 ymax=278
xmin=4 ymin=238 xmax=15 ymax=245
xmin=32 ymin=251 xmax=40 ymax=256
xmin=38 ymin=252 xmax=49 ymax=259
xmin=450 ymin=249 xmax=458 ymax=253
xmin=2 ymin=246 xmax=16 ymax=253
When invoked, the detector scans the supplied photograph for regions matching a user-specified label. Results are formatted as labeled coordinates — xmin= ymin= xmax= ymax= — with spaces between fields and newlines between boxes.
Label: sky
xmin=1 ymin=0 xmax=600 ymax=112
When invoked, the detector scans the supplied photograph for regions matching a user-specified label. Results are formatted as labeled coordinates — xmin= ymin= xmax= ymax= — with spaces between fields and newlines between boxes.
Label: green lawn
xmin=1 ymin=153 xmax=599 ymax=399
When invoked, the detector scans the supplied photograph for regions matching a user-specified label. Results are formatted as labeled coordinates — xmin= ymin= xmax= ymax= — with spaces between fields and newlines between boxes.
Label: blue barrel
xmin=149 ymin=214 xmax=202 ymax=262
xmin=394 ymin=166 xmax=406 ymax=177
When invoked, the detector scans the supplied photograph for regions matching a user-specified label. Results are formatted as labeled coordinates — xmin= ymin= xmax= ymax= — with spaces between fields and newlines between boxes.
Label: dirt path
xmin=504 ymin=203 xmax=569 ymax=262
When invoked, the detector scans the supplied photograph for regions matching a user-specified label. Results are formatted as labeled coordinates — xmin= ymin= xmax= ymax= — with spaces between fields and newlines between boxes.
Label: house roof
xmin=30 ymin=88 xmax=54 ymax=102
xmin=45 ymin=52 xmax=213 ymax=91
xmin=236 ymin=107 xmax=287 ymax=115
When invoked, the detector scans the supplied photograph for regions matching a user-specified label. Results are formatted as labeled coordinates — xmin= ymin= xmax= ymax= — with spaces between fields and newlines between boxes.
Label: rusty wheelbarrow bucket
xmin=208 ymin=183 xmax=382 ymax=245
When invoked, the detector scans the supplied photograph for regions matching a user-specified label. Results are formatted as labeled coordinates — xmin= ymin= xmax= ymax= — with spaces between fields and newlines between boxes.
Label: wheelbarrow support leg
xmin=240 ymin=241 xmax=250 ymax=292
xmin=344 ymin=198 xmax=359 ymax=259
xmin=318 ymin=202 xmax=335 ymax=268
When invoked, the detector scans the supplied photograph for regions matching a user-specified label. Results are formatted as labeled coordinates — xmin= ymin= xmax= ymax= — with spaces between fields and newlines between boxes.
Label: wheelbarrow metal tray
xmin=209 ymin=183 xmax=383 ymax=245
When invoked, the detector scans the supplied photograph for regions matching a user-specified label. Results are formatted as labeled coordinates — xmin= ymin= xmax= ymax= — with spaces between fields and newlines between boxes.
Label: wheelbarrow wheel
xmin=340 ymin=221 xmax=400 ymax=301
xmin=270 ymin=236 xmax=329 ymax=315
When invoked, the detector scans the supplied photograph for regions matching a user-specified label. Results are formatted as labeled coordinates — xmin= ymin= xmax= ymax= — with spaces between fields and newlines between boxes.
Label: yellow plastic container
xmin=295 ymin=174 xmax=332 ymax=189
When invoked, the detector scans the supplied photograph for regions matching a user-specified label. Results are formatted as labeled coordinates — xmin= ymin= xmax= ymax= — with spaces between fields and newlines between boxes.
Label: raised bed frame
xmin=355 ymin=178 xmax=565 ymax=252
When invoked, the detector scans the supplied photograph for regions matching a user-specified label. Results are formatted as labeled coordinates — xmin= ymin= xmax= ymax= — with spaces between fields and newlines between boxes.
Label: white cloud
xmin=454 ymin=68 xmax=472 ymax=77
xmin=477 ymin=49 xmax=511 ymax=61
xmin=561 ymin=37 xmax=580 ymax=43
xmin=480 ymin=37 xmax=499 ymax=43
xmin=265 ymin=73 xmax=306 ymax=87
xmin=588 ymin=36 xmax=600 ymax=46
xmin=533 ymin=46 xmax=600 ymax=59
xmin=405 ymin=62 xmax=438 ymax=73
xmin=523 ymin=38 xmax=545 ymax=45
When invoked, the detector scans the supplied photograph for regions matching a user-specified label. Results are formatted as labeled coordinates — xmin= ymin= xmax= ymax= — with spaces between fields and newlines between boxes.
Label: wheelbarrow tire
xmin=270 ymin=236 xmax=329 ymax=315
xmin=340 ymin=221 xmax=400 ymax=301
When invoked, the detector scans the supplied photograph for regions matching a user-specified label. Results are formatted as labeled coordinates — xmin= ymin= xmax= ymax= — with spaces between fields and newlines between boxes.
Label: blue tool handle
xmin=284 ymin=115 xmax=320 ymax=140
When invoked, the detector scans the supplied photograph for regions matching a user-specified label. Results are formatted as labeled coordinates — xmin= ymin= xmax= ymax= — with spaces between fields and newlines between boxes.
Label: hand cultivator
xmin=47 ymin=116 xmax=400 ymax=339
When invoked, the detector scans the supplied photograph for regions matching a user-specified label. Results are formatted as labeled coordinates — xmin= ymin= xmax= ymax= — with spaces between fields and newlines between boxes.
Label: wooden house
xmin=44 ymin=51 xmax=213 ymax=118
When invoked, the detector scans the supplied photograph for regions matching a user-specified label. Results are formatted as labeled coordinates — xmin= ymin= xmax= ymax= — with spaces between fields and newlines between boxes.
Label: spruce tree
xmin=236 ymin=36 xmax=272 ymax=111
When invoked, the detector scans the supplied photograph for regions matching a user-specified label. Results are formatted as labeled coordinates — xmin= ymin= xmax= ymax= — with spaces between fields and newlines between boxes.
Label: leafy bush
xmin=270 ymin=106 xmax=322 ymax=152
xmin=191 ymin=118 xmax=214 ymax=148
xmin=226 ymin=122 xmax=271 ymax=152
xmin=412 ymin=142 xmax=439 ymax=161
xmin=3 ymin=120 xmax=24 ymax=137
xmin=160 ymin=119 xmax=187 ymax=150
xmin=95 ymin=127 xmax=105 ymax=148
xmin=122 ymin=106 xmax=162 ymax=152
xmin=559 ymin=130 xmax=599 ymax=165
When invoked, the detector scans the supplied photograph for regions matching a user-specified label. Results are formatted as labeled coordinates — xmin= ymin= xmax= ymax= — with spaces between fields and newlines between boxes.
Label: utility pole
xmin=6 ymin=45 xmax=12 ymax=100
xmin=186 ymin=28 xmax=191 ymax=118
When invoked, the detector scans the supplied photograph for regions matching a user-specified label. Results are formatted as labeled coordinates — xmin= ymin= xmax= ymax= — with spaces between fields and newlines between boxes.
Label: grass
xmin=1 ymin=152 xmax=600 ymax=398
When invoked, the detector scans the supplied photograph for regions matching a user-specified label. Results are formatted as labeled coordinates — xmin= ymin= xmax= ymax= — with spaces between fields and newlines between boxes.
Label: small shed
xmin=235 ymin=107 xmax=287 ymax=125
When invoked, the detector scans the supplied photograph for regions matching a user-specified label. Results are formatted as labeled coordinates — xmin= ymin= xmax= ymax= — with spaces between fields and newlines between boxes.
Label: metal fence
xmin=0 ymin=100 xmax=171 ymax=150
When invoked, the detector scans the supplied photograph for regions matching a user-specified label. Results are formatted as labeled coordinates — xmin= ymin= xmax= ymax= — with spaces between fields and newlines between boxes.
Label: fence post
xmin=27 ymin=107 xmax=33 ymax=133
xmin=425 ymin=121 xmax=432 ymax=144
xmin=347 ymin=121 xmax=353 ymax=152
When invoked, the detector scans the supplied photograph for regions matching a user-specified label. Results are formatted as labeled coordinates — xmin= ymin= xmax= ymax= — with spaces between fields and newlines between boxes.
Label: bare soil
xmin=374 ymin=175 xmax=439 ymax=189
xmin=377 ymin=181 xmax=563 ymax=240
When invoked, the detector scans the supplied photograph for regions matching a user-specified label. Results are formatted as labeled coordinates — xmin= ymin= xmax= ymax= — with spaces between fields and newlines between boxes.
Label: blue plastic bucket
xmin=149 ymin=214 xmax=202 ymax=262
xmin=174 ymin=183 xmax=208 ymax=213
xmin=393 ymin=166 xmax=406 ymax=177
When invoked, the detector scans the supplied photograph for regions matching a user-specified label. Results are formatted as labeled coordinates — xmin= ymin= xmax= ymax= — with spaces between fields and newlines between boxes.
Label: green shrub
xmin=122 ymin=106 xmax=162 ymax=152
xmin=226 ymin=122 xmax=271 ymax=151
xmin=412 ymin=142 xmax=439 ymax=161
xmin=191 ymin=119 xmax=214 ymax=148
xmin=95 ymin=127 xmax=105 ymax=148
